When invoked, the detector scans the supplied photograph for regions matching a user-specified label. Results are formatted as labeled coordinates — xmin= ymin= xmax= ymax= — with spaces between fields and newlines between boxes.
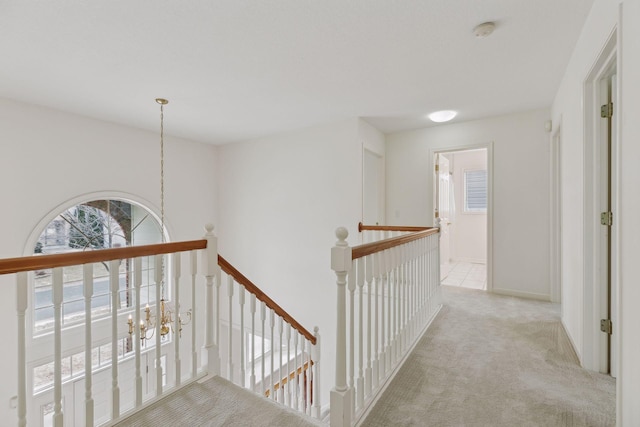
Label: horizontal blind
xmin=464 ymin=170 xmax=487 ymax=211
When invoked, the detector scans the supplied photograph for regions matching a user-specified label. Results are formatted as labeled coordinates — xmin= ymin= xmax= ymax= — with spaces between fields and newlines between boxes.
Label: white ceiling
xmin=0 ymin=1 xmax=594 ymax=145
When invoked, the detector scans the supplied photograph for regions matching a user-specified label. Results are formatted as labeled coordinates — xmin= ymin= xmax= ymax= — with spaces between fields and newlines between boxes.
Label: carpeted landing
xmin=112 ymin=376 xmax=323 ymax=427
xmin=361 ymin=286 xmax=615 ymax=427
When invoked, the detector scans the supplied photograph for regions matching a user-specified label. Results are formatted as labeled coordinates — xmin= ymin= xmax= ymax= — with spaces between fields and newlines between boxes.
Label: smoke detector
xmin=473 ymin=22 xmax=496 ymax=38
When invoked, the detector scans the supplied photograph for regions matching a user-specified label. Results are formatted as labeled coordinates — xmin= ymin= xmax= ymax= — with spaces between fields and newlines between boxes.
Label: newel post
xmin=202 ymin=224 xmax=221 ymax=376
xmin=331 ymin=227 xmax=352 ymax=427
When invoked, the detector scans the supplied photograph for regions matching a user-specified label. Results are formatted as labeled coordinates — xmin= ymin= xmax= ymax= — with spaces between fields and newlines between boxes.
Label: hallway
xmin=361 ymin=286 xmax=615 ymax=426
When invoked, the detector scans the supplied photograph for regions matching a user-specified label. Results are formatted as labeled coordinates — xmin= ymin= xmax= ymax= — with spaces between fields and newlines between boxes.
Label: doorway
xmin=434 ymin=147 xmax=490 ymax=291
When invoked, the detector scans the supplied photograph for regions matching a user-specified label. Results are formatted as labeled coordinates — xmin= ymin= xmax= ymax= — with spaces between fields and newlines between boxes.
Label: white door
xmin=436 ymin=154 xmax=452 ymax=279
xmin=363 ymin=149 xmax=384 ymax=226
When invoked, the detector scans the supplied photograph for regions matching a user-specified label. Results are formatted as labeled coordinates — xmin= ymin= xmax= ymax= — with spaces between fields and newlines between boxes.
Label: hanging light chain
xmin=156 ymin=98 xmax=169 ymax=298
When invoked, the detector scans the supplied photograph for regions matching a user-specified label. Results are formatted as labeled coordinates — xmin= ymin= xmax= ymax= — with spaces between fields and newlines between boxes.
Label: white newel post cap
xmin=331 ymin=227 xmax=352 ymax=273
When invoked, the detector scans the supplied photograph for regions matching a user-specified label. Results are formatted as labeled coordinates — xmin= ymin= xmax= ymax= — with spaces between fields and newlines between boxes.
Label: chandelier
xmin=127 ymin=98 xmax=191 ymax=345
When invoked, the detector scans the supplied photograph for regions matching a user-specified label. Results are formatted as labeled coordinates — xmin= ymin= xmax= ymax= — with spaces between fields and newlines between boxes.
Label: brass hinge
xmin=601 ymin=103 xmax=613 ymax=118
xmin=435 ymin=164 xmax=439 ymax=172
xmin=600 ymin=211 xmax=613 ymax=226
xmin=600 ymin=318 xmax=613 ymax=335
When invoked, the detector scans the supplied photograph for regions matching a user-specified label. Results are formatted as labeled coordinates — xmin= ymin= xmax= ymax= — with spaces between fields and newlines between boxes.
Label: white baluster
xmin=227 ymin=275 xmax=234 ymax=383
xmin=83 ymin=264 xmax=95 ymax=425
xmin=250 ymin=293 xmax=257 ymax=391
xmin=133 ymin=259 xmax=143 ymax=407
xmin=305 ymin=338 xmax=311 ymax=414
xmin=356 ymin=258 xmax=365 ymax=410
xmin=393 ymin=247 xmax=400 ymax=363
xmin=270 ymin=309 xmax=275 ymax=400
xmin=348 ymin=259 xmax=356 ymax=417
xmin=261 ymin=301 xmax=266 ymax=395
xmin=299 ymin=332 xmax=306 ymax=412
xmin=380 ymin=251 xmax=387 ymax=378
xmin=330 ymin=227 xmax=352 ymax=427
xmin=239 ymin=286 xmax=246 ymax=387
xmin=373 ymin=251 xmax=380 ymax=389
xmin=202 ymin=224 xmax=220 ymax=375
xmin=190 ymin=250 xmax=198 ymax=378
xmin=154 ymin=254 xmax=163 ymax=396
xmin=365 ymin=255 xmax=373 ymax=398
xmin=286 ymin=323 xmax=292 ymax=407
xmin=278 ymin=317 xmax=285 ymax=403
xmin=293 ymin=331 xmax=299 ymax=410
xmin=110 ymin=260 xmax=121 ymax=418
xmin=52 ymin=268 xmax=64 ymax=427
xmin=385 ymin=249 xmax=392 ymax=372
xmin=312 ymin=326 xmax=322 ymax=419
xmin=16 ymin=272 xmax=27 ymax=427
xmin=173 ymin=253 xmax=182 ymax=387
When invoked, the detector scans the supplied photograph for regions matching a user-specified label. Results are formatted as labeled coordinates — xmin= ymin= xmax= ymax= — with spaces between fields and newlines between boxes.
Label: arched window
xmin=32 ymin=199 xmax=163 ymax=334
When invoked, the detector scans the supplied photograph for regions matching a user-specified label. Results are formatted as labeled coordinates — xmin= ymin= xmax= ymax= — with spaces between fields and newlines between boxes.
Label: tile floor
xmin=441 ymin=261 xmax=487 ymax=290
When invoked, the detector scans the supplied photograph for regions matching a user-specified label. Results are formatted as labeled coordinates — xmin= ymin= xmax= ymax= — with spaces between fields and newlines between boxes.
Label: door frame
xmin=550 ymin=119 xmax=563 ymax=304
xmin=430 ymin=142 xmax=493 ymax=292
xmin=583 ymin=28 xmax=619 ymax=374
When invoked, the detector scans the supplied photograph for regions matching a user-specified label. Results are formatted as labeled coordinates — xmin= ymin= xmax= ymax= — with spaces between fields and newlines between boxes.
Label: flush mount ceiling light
xmin=473 ymin=22 xmax=496 ymax=38
xmin=428 ymin=110 xmax=457 ymax=123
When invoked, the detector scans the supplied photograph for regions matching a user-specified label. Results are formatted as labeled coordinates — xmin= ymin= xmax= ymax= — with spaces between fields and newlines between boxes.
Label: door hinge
xmin=600 ymin=211 xmax=613 ymax=226
xmin=600 ymin=318 xmax=613 ymax=335
xmin=601 ymin=102 xmax=613 ymax=118
xmin=435 ymin=164 xmax=439 ymax=172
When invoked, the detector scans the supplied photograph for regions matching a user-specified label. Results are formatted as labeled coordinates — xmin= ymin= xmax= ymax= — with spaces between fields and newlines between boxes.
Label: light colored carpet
xmin=361 ymin=286 xmax=616 ymax=427
xmin=113 ymin=376 xmax=324 ymax=427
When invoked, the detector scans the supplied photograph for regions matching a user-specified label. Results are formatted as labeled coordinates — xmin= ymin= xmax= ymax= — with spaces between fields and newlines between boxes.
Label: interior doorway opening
xmin=435 ymin=148 xmax=489 ymax=291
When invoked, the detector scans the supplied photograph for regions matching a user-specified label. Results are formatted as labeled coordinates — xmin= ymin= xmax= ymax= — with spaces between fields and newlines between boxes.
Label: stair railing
xmin=330 ymin=225 xmax=442 ymax=426
xmin=1 ymin=223 xmax=320 ymax=426
xmin=358 ymin=221 xmax=432 ymax=243
xmin=217 ymin=255 xmax=321 ymax=418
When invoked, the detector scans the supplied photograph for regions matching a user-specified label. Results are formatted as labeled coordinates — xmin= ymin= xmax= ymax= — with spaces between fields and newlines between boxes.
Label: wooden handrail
xmin=265 ymin=360 xmax=313 ymax=398
xmin=358 ymin=221 xmax=433 ymax=233
xmin=0 ymin=240 xmax=208 ymax=275
xmin=218 ymin=255 xmax=316 ymax=345
xmin=0 ymin=238 xmax=316 ymax=344
xmin=352 ymin=228 xmax=439 ymax=260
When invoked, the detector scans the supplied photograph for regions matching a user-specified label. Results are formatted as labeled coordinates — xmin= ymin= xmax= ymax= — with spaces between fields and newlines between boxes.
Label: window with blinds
xmin=464 ymin=169 xmax=487 ymax=212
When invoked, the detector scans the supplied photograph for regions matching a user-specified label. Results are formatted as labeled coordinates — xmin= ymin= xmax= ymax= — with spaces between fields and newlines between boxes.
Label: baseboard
xmin=491 ymin=287 xmax=550 ymax=302
xmin=353 ymin=304 xmax=443 ymax=426
xmin=561 ymin=317 xmax=583 ymax=366
xmin=452 ymin=257 xmax=486 ymax=264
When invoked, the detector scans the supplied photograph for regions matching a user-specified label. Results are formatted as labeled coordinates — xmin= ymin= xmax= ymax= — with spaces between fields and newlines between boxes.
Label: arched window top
xmin=32 ymin=199 xmax=163 ymax=335
xmin=34 ymin=199 xmax=163 ymax=255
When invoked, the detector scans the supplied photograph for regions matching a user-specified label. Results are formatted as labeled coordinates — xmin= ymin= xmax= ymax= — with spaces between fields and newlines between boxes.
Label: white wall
xmin=619 ymin=1 xmax=640 ymax=423
xmin=217 ymin=118 xmax=362 ymax=411
xmin=386 ymin=109 xmax=551 ymax=300
xmin=0 ymin=98 xmax=218 ymax=423
xmin=449 ymin=150 xmax=487 ymax=263
xmin=550 ymin=0 xmax=618 ymax=368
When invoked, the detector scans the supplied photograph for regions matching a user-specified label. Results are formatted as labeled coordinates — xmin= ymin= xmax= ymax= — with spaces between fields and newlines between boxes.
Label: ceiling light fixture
xmin=428 ymin=110 xmax=457 ymax=123
xmin=473 ymin=22 xmax=496 ymax=38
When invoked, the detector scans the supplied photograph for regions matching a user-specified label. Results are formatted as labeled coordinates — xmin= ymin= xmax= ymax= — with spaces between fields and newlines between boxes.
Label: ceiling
xmin=0 ymin=1 xmax=594 ymax=145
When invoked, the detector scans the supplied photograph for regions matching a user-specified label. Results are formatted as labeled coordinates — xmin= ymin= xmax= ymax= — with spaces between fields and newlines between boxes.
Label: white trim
xmin=582 ymin=28 xmax=617 ymax=373
xmin=23 ymin=191 xmax=169 ymax=256
xmin=550 ymin=118 xmax=563 ymax=304
xmin=491 ymin=288 xmax=550 ymax=302
xmin=430 ymin=142 xmax=493 ymax=293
